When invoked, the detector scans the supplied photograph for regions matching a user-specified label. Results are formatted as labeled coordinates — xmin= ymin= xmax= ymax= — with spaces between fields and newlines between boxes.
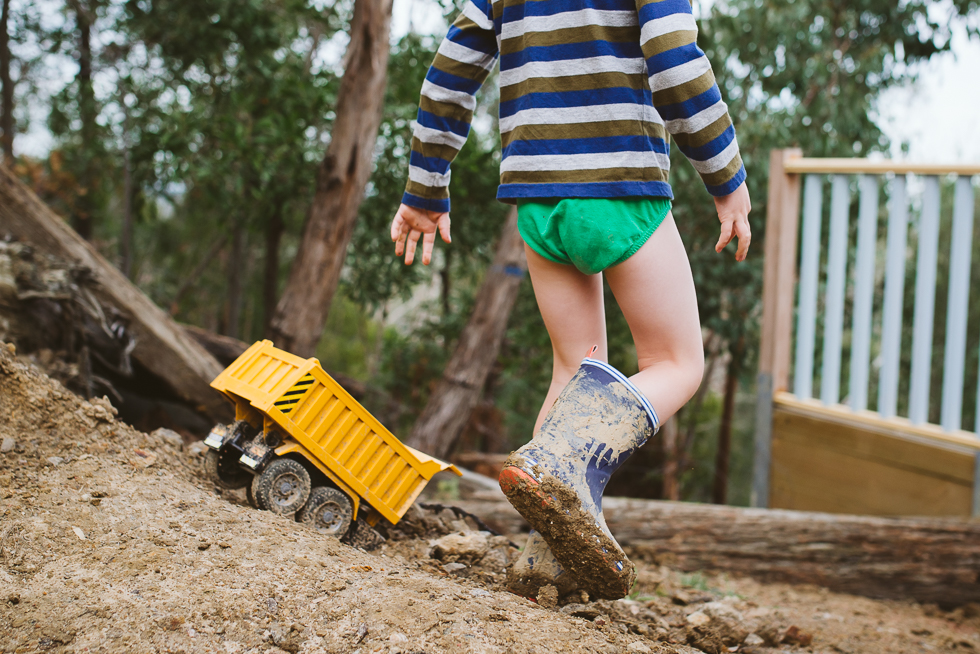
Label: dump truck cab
xmin=204 ymin=340 xmax=460 ymax=537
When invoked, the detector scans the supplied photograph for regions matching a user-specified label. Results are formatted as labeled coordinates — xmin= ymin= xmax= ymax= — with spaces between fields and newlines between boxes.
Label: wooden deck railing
xmin=753 ymin=150 xmax=980 ymax=517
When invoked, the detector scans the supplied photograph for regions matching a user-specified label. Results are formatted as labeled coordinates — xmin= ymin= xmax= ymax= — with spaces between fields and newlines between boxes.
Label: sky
xmin=876 ymin=22 xmax=980 ymax=163
xmin=13 ymin=0 xmax=980 ymax=165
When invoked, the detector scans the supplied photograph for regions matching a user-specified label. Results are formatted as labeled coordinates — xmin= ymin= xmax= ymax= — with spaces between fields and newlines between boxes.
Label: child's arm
xmin=635 ymin=0 xmax=751 ymax=259
xmin=636 ymin=0 xmax=744 ymax=196
xmin=392 ymin=0 xmax=498 ymax=265
xmin=402 ymin=0 xmax=499 ymax=215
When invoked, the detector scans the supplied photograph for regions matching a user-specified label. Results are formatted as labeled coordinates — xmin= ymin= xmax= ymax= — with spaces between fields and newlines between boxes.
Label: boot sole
xmin=499 ymin=465 xmax=635 ymax=600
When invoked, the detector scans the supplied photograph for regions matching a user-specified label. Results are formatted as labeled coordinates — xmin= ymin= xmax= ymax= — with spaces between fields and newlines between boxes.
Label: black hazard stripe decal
xmin=275 ymin=373 xmax=315 ymax=414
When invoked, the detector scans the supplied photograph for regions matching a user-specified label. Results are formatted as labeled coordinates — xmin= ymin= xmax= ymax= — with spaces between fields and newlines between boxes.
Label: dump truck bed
xmin=210 ymin=340 xmax=459 ymax=524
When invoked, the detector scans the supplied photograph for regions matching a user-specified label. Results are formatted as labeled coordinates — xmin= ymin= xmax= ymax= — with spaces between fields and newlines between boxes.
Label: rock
xmin=627 ymin=642 xmax=652 ymax=654
xmin=685 ymin=611 xmax=711 ymax=627
xmin=1 ymin=436 xmax=15 ymax=453
xmin=429 ymin=531 xmax=490 ymax=565
xmin=153 ymin=428 xmax=184 ymax=449
xmin=131 ymin=448 xmax=157 ymax=468
xmin=188 ymin=441 xmax=209 ymax=457
xmin=537 ymin=585 xmax=558 ymax=610
xmin=742 ymin=632 xmax=765 ymax=652
xmin=469 ymin=588 xmax=491 ymax=597
xmin=671 ymin=589 xmax=714 ymax=605
xmin=389 ymin=632 xmax=408 ymax=644
xmin=442 ymin=562 xmax=467 ymax=574
xmin=700 ymin=600 xmax=749 ymax=645
xmin=782 ymin=625 xmax=813 ymax=646
xmin=46 ymin=456 xmax=63 ymax=466
xmin=561 ymin=603 xmax=601 ymax=620
xmin=83 ymin=397 xmax=117 ymax=422
xmin=480 ymin=547 xmax=510 ymax=572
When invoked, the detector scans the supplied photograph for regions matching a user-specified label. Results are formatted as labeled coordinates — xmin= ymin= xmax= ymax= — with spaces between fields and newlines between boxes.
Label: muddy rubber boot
xmin=498 ymin=357 xmax=659 ymax=600
xmin=506 ymin=530 xmax=579 ymax=599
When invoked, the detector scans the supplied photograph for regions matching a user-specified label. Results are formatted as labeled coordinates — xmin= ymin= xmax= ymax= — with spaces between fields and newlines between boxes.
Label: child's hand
xmin=390 ymin=203 xmax=452 ymax=265
xmin=713 ymin=182 xmax=752 ymax=262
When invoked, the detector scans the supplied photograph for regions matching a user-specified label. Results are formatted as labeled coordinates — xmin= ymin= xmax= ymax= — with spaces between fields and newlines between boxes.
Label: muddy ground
xmin=2 ymin=341 xmax=979 ymax=654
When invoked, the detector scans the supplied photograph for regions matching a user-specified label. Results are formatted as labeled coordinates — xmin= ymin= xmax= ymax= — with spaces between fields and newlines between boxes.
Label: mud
xmin=3 ymin=341 xmax=980 ymax=653
xmin=501 ymin=457 xmax=636 ymax=600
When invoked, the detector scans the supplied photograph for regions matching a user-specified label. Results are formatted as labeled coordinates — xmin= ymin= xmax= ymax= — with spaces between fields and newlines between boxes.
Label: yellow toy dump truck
xmin=203 ymin=340 xmax=460 ymax=537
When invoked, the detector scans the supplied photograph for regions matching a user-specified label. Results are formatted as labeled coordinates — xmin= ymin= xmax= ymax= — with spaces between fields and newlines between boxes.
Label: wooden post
xmin=752 ymin=148 xmax=802 ymax=508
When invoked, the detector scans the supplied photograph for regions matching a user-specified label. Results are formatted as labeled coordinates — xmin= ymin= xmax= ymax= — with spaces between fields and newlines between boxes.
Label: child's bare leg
xmin=524 ymin=244 xmax=608 ymax=433
xmin=604 ymin=213 xmax=705 ymax=421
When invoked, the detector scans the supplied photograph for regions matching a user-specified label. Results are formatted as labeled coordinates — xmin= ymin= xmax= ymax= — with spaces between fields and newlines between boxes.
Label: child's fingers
xmin=394 ymin=232 xmax=406 ymax=257
xmin=734 ymin=218 xmax=752 ymax=261
xmin=405 ymin=229 xmax=421 ymax=265
xmin=715 ymin=219 xmax=734 ymax=253
xmin=391 ymin=211 xmax=405 ymax=242
xmin=421 ymin=231 xmax=436 ymax=265
xmin=438 ymin=214 xmax=452 ymax=243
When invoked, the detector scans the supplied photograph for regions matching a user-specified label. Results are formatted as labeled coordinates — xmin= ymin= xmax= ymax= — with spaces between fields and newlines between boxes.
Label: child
xmin=391 ymin=0 xmax=751 ymax=600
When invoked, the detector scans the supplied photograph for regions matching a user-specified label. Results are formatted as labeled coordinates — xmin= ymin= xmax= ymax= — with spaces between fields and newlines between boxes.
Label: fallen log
xmin=449 ymin=495 xmax=980 ymax=607
xmin=0 ymin=165 xmax=231 ymax=421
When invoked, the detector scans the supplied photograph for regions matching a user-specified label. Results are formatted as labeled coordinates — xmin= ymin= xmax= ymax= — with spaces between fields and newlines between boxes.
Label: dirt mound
xmin=2 ymin=342 xmax=979 ymax=654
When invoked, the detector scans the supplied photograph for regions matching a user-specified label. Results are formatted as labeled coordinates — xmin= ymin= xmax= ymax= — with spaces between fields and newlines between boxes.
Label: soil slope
xmin=1 ymin=342 xmax=978 ymax=654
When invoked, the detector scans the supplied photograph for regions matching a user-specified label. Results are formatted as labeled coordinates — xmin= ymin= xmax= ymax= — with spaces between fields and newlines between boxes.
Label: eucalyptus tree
xmin=122 ymin=0 xmax=339 ymax=337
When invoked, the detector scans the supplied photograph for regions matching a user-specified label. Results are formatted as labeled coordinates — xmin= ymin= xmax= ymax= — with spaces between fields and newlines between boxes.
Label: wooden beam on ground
xmin=0 ymin=165 xmax=231 ymax=420
xmin=450 ymin=494 xmax=980 ymax=607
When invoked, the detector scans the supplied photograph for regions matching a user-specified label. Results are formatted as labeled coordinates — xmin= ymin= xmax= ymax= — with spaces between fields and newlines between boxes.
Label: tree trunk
xmin=263 ymin=209 xmax=283 ymax=337
xmin=450 ymin=495 xmax=980 ymax=608
xmin=0 ymin=0 xmax=13 ymax=164
xmin=120 ymin=147 xmax=133 ymax=278
xmin=661 ymin=417 xmax=679 ymax=500
xmin=73 ymin=0 xmax=96 ymax=241
xmin=268 ymin=0 xmax=393 ymax=357
xmin=0 ymin=164 xmax=231 ymax=420
xmin=713 ymin=338 xmax=743 ymax=504
xmin=224 ymin=221 xmax=245 ymax=339
xmin=406 ymin=209 xmax=526 ymax=459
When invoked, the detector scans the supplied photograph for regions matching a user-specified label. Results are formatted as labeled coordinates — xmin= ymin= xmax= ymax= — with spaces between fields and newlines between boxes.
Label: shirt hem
xmin=497 ymin=181 xmax=675 ymax=203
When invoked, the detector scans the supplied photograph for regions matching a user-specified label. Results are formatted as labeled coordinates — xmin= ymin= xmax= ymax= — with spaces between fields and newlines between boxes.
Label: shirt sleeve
xmin=402 ymin=0 xmax=499 ymax=213
xmin=635 ymin=0 xmax=746 ymax=197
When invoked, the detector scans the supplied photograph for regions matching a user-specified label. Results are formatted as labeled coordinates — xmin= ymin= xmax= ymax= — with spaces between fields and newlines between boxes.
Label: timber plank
xmin=770 ymin=411 xmax=972 ymax=516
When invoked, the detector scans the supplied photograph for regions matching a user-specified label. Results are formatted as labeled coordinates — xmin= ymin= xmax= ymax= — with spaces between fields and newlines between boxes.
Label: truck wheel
xmin=204 ymin=448 xmax=251 ymax=490
xmin=245 ymin=479 xmax=260 ymax=509
xmin=253 ymin=458 xmax=311 ymax=516
xmin=249 ymin=473 xmax=268 ymax=510
xmin=298 ymin=487 xmax=353 ymax=537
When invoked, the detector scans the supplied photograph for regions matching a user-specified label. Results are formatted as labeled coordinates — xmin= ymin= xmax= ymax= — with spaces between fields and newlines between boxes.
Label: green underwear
xmin=516 ymin=197 xmax=672 ymax=276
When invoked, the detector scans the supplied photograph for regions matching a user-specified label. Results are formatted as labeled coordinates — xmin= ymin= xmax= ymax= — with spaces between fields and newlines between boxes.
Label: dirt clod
xmin=538 ymin=584 xmax=559 ymax=609
xmin=782 ymin=624 xmax=814 ymax=646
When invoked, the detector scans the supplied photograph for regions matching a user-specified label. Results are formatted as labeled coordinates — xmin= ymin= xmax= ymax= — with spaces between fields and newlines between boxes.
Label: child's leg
xmin=524 ymin=244 xmax=608 ymax=433
xmin=604 ymin=212 xmax=705 ymax=422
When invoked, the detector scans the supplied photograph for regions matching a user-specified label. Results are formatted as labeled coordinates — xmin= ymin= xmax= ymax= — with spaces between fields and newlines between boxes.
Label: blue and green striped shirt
xmin=403 ymin=0 xmax=746 ymax=213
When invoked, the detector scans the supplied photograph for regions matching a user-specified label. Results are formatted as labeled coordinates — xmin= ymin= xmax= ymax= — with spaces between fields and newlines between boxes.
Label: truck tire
xmin=298 ymin=487 xmax=354 ymax=537
xmin=204 ymin=448 xmax=251 ymax=490
xmin=245 ymin=478 xmax=260 ymax=509
xmin=253 ymin=458 xmax=311 ymax=516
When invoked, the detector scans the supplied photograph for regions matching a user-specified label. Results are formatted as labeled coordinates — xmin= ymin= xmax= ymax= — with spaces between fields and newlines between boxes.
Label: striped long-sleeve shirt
xmin=402 ymin=0 xmax=746 ymax=213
